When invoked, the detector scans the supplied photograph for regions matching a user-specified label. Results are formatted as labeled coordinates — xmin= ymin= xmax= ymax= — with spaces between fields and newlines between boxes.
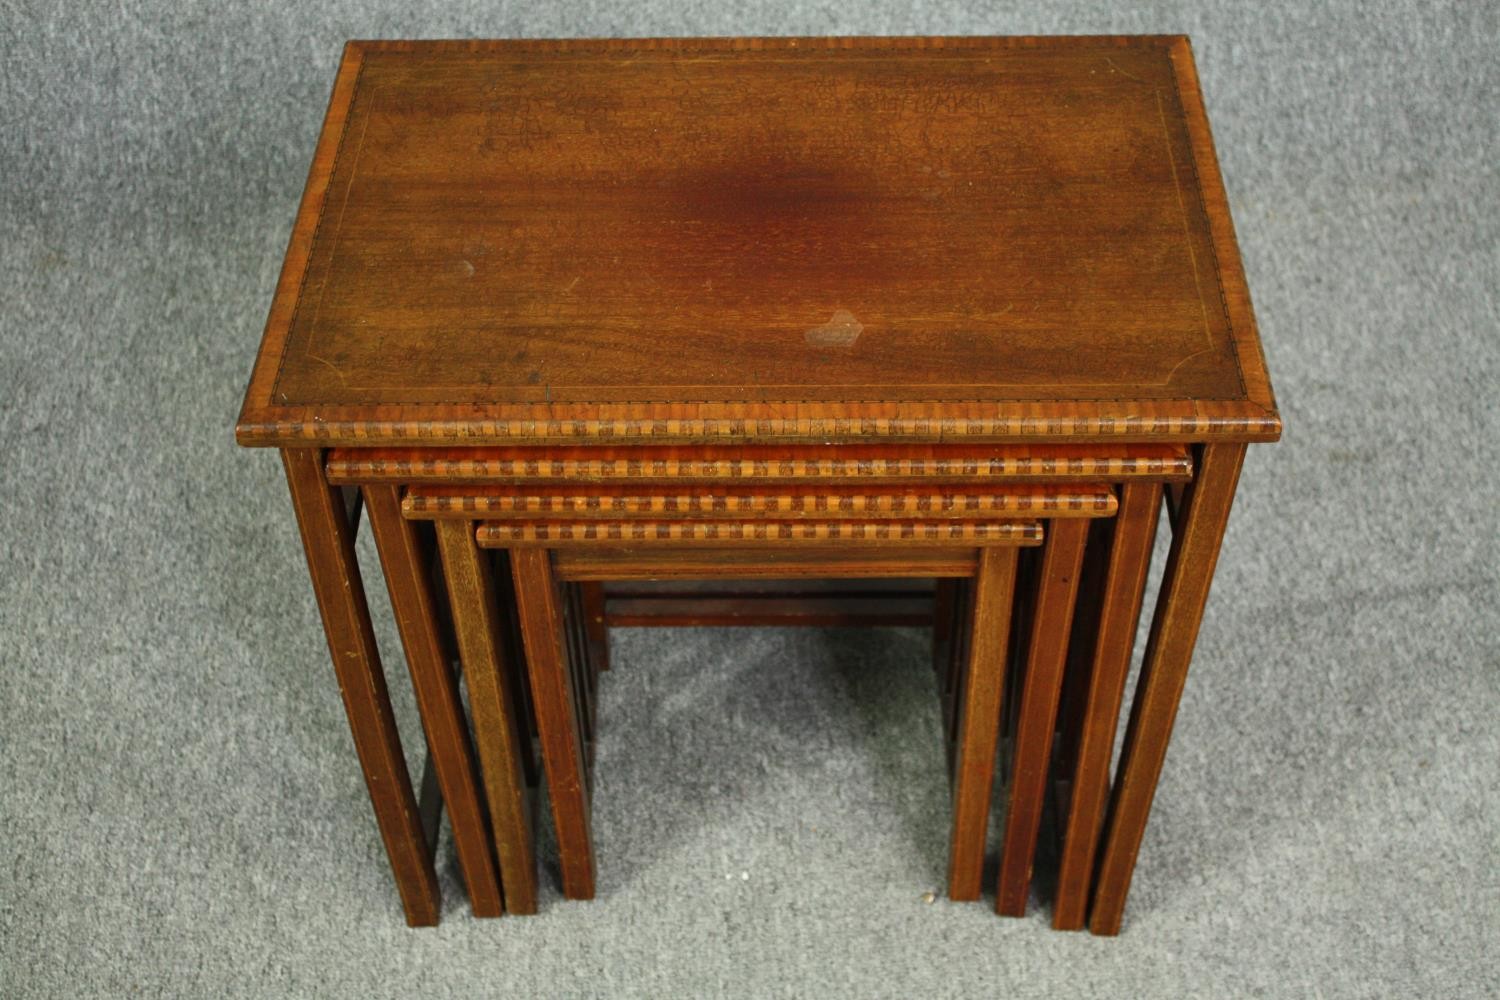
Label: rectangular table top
xmin=237 ymin=36 xmax=1279 ymax=448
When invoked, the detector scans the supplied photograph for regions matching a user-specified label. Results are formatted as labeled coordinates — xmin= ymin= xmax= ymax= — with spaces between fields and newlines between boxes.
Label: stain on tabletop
xmin=805 ymin=309 xmax=863 ymax=348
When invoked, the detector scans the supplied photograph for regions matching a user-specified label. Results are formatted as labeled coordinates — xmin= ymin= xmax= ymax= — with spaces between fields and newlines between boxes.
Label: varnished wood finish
xmin=402 ymin=483 xmax=1116 ymax=520
xmin=236 ymin=37 xmax=1278 ymax=448
xmin=937 ymin=579 xmax=975 ymax=779
xmin=579 ymin=582 xmax=610 ymax=671
xmin=328 ymin=444 xmax=1193 ymax=486
xmin=488 ymin=549 xmax=542 ymax=790
xmin=932 ymin=578 xmax=959 ymax=677
xmin=1090 ymin=442 xmax=1247 ymax=935
xmin=241 ymin=35 xmax=1280 ymax=931
xmin=363 ymin=485 xmax=505 ymax=917
xmin=1051 ymin=482 xmax=1162 ymax=929
xmin=554 ymin=548 xmax=980 ymax=581
xmin=513 ymin=531 xmax=1036 ymax=899
xmin=995 ymin=517 xmax=1091 ymax=916
xmin=433 ymin=520 xmax=540 ymax=914
xmin=416 ymin=753 xmax=443 ymax=863
xmin=1054 ymin=519 xmax=1111 ymax=783
xmin=475 ymin=520 xmax=1043 ymax=547
xmin=946 ymin=549 xmax=1019 ymax=900
xmin=562 ymin=583 xmax=600 ymax=765
xmin=279 ymin=449 xmax=440 ymax=926
xmin=509 ymin=548 xmax=597 ymax=899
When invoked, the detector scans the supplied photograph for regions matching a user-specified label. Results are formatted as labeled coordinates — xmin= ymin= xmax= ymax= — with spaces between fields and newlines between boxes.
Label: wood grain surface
xmin=363 ymin=485 xmax=505 ymax=917
xmin=434 ymin=520 xmax=540 ymax=914
xmin=280 ymin=449 xmax=440 ymax=926
xmin=1050 ymin=481 xmax=1162 ymax=929
xmin=236 ymin=37 xmax=1279 ymax=447
xmin=946 ymin=549 xmax=1019 ymax=900
xmin=508 ymin=548 xmax=597 ymax=900
xmin=1089 ymin=442 xmax=1246 ymax=935
xmin=995 ymin=517 xmax=1090 ymax=916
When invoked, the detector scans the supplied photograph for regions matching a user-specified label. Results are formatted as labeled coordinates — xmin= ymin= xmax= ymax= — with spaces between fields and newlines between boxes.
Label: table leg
xmin=932 ymin=579 xmax=958 ymax=679
xmin=280 ymin=449 xmax=440 ymax=927
xmin=947 ymin=547 xmax=1020 ymax=901
xmin=939 ymin=579 xmax=974 ymax=780
xmin=510 ymin=548 xmax=597 ymax=900
xmin=996 ymin=518 xmax=1090 ymax=916
xmin=433 ymin=521 xmax=539 ymax=915
xmin=1051 ymin=483 xmax=1162 ymax=929
xmin=1089 ymin=443 xmax=1247 ymax=935
xmin=363 ymin=486 xmax=506 ymax=917
xmin=580 ymin=582 xmax=610 ymax=673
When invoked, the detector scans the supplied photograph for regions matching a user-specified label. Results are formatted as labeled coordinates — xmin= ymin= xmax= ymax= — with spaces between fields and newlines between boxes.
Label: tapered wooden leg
xmin=433 ymin=521 xmax=539 ymax=914
xmin=563 ymin=585 xmax=598 ymax=756
xmin=932 ymin=579 xmax=958 ymax=678
xmin=510 ymin=548 xmax=597 ymax=900
xmin=1089 ymin=444 xmax=1247 ymax=935
xmin=363 ymin=487 xmax=505 ymax=917
xmin=1055 ymin=521 xmax=1112 ymax=781
xmin=996 ymin=518 xmax=1090 ymax=916
xmin=489 ymin=551 xmax=542 ymax=790
xmin=1051 ymin=483 xmax=1162 ymax=929
xmin=280 ymin=449 xmax=440 ymax=927
xmin=947 ymin=547 xmax=1020 ymax=900
xmin=944 ymin=580 xmax=978 ymax=781
xmin=580 ymin=582 xmax=610 ymax=673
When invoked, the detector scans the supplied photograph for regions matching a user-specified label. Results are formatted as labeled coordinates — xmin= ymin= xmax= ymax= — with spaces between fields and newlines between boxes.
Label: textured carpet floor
xmin=3 ymin=2 xmax=1497 ymax=997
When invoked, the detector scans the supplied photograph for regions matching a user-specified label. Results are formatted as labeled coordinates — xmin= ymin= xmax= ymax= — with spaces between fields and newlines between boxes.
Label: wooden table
xmin=237 ymin=35 xmax=1279 ymax=932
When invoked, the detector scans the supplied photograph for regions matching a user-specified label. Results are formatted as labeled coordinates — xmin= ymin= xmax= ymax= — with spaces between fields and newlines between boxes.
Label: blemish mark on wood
xmin=1105 ymin=57 xmax=1144 ymax=84
xmin=308 ymin=353 xmax=349 ymax=386
xmin=805 ymin=309 xmax=864 ymax=348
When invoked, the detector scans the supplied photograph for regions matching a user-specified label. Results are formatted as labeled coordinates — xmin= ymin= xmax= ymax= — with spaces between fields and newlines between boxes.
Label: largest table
xmin=236 ymin=36 xmax=1280 ymax=933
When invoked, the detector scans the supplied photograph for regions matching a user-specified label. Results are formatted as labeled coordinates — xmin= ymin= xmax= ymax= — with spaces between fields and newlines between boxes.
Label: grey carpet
xmin=3 ymin=1 xmax=1497 ymax=997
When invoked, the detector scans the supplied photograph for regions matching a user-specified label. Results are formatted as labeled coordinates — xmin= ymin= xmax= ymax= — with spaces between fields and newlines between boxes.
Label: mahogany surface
xmin=363 ymin=485 xmax=505 ymax=917
xmin=1051 ymin=482 xmax=1162 ymax=929
xmin=995 ymin=518 xmax=1090 ymax=915
xmin=279 ymin=449 xmax=440 ymax=926
xmin=509 ymin=548 xmax=597 ymax=899
xmin=237 ymin=37 xmax=1279 ymax=448
xmin=434 ymin=521 xmax=540 ymax=914
xmin=1090 ymin=442 xmax=1247 ymax=934
xmin=239 ymin=34 xmax=1281 ymax=932
xmin=946 ymin=548 xmax=1020 ymax=900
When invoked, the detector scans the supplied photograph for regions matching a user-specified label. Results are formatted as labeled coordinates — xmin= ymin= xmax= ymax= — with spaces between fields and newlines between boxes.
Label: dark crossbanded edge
xmin=238 ymin=408 xmax=1281 ymax=447
xmin=402 ymin=485 xmax=1117 ymax=520
xmin=327 ymin=443 xmax=1193 ymax=485
xmin=474 ymin=520 xmax=1044 ymax=547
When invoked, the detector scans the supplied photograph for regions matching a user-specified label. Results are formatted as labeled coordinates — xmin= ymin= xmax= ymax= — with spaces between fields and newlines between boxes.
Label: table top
xmin=237 ymin=36 xmax=1279 ymax=448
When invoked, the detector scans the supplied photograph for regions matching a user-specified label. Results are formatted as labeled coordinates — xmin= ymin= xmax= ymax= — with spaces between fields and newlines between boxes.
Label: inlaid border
xmin=475 ymin=519 xmax=1044 ymax=547
xmin=236 ymin=37 xmax=1280 ymax=447
xmin=402 ymin=485 xmax=1117 ymax=520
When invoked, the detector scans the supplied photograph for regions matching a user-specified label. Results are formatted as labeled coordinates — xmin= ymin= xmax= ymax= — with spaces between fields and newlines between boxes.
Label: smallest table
xmin=238 ymin=35 xmax=1279 ymax=931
